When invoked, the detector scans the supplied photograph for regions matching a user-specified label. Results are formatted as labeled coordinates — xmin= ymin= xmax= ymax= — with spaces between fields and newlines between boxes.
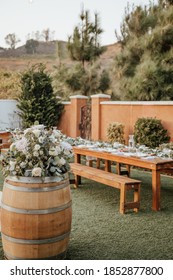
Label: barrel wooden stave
xmin=2 ymin=180 xmax=71 ymax=210
xmin=1 ymin=208 xmax=72 ymax=239
xmin=2 ymin=236 xmax=69 ymax=260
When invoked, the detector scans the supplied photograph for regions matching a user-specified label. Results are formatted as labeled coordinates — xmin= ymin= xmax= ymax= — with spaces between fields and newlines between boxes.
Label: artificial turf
xmin=0 ymin=168 xmax=173 ymax=260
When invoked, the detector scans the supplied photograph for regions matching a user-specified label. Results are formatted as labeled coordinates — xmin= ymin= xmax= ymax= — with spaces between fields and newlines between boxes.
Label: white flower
xmin=34 ymin=144 xmax=41 ymax=151
xmin=20 ymin=162 xmax=26 ymax=168
xmin=64 ymin=149 xmax=71 ymax=156
xmin=15 ymin=137 xmax=28 ymax=152
xmin=32 ymin=167 xmax=42 ymax=177
xmin=33 ymin=151 xmax=39 ymax=157
xmin=24 ymin=128 xmax=32 ymax=134
xmin=38 ymin=136 xmax=44 ymax=143
xmin=49 ymin=135 xmax=56 ymax=143
xmin=9 ymin=160 xmax=16 ymax=171
xmin=60 ymin=141 xmax=72 ymax=151
xmin=32 ymin=129 xmax=41 ymax=138
xmin=32 ymin=124 xmax=45 ymax=130
xmin=49 ymin=148 xmax=56 ymax=156
xmin=57 ymin=158 xmax=66 ymax=166
xmin=53 ymin=129 xmax=62 ymax=138
xmin=26 ymin=153 xmax=32 ymax=159
xmin=55 ymin=146 xmax=61 ymax=155
xmin=49 ymin=147 xmax=61 ymax=156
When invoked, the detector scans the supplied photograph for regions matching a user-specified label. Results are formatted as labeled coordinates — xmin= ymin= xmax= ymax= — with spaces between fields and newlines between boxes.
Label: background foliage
xmin=2 ymin=1 xmax=173 ymax=101
xmin=113 ymin=0 xmax=173 ymax=101
xmin=17 ymin=63 xmax=64 ymax=128
xmin=0 ymin=71 xmax=21 ymax=99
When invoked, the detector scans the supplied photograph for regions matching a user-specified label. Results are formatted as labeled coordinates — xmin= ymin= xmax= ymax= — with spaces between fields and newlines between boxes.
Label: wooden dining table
xmin=73 ymin=146 xmax=173 ymax=211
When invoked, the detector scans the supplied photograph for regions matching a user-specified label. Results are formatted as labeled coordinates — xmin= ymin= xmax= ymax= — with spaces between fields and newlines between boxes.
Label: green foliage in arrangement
xmin=114 ymin=0 xmax=173 ymax=101
xmin=107 ymin=122 xmax=125 ymax=144
xmin=17 ymin=63 xmax=64 ymax=128
xmin=134 ymin=117 xmax=170 ymax=148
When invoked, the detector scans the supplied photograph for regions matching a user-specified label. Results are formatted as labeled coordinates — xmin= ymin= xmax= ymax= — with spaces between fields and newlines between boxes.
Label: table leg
xmin=105 ymin=160 xmax=111 ymax=172
xmin=96 ymin=158 xmax=100 ymax=169
xmin=126 ymin=165 xmax=131 ymax=177
xmin=152 ymin=170 xmax=161 ymax=211
xmin=116 ymin=163 xmax=121 ymax=175
xmin=74 ymin=153 xmax=81 ymax=185
xmin=116 ymin=163 xmax=130 ymax=176
xmin=74 ymin=175 xmax=80 ymax=188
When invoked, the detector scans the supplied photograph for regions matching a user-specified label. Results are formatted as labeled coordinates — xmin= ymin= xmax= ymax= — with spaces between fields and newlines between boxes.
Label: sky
xmin=0 ymin=0 xmax=157 ymax=48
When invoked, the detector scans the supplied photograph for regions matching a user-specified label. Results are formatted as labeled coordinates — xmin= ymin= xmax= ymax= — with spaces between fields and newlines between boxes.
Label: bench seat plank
xmin=70 ymin=163 xmax=140 ymax=188
xmin=70 ymin=163 xmax=141 ymax=214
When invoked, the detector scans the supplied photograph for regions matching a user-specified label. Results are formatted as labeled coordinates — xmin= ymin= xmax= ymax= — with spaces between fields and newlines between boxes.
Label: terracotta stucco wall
xmin=58 ymin=95 xmax=173 ymax=143
xmin=58 ymin=102 xmax=71 ymax=136
xmin=100 ymin=101 xmax=173 ymax=143
xmin=58 ymin=96 xmax=88 ymax=138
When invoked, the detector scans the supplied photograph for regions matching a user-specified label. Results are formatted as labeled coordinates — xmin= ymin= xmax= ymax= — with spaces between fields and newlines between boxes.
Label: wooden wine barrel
xmin=1 ymin=174 xmax=72 ymax=260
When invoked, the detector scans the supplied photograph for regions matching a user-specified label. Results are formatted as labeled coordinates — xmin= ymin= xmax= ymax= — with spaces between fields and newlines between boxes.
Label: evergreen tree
xmin=98 ymin=69 xmax=111 ymax=93
xmin=61 ymin=63 xmax=100 ymax=96
xmin=67 ymin=8 xmax=105 ymax=68
xmin=17 ymin=64 xmax=64 ymax=128
xmin=52 ymin=62 xmax=111 ymax=98
xmin=114 ymin=0 xmax=173 ymax=101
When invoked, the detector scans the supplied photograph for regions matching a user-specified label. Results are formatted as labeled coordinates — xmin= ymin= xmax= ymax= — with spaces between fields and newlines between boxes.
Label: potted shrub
xmin=134 ymin=117 xmax=170 ymax=148
xmin=0 ymin=124 xmax=73 ymax=260
xmin=107 ymin=122 xmax=125 ymax=144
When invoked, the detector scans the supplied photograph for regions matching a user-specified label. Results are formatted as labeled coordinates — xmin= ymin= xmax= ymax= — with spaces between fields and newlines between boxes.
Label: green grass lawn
xmin=1 ymin=168 xmax=173 ymax=260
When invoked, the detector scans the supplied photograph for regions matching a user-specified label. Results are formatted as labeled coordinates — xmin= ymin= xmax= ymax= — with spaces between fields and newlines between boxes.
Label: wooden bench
xmin=70 ymin=163 xmax=141 ymax=214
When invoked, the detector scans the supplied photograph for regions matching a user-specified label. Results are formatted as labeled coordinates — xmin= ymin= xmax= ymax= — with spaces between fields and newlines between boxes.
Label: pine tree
xmin=67 ymin=8 xmax=105 ymax=68
xmin=114 ymin=0 xmax=173 ymax=101
xmin=17 ymin=64 xmax=64 ymax=128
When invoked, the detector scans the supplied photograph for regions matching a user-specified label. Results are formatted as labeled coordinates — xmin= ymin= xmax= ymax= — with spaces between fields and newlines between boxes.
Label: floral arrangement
xmin=0 ymin=125 xmax=73 ymax=179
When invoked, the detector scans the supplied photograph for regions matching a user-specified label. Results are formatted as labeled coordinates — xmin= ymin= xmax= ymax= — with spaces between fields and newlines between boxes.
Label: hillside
xmin=0 ymin=40 xmax=121 ymax=71
xmin=0 ymin=40 xmax=121 ymax=100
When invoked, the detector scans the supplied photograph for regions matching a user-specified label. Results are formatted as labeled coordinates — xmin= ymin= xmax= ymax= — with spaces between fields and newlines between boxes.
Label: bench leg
xmin=119 ymin=184 xmax=140 ymax=214
xmin=133 ymin=184 xmax=140 ymax=213
xmin=74 ymin=174 xmax=81 ymax=188
xmin=120 ymin=185 xmax=126 ymax=214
